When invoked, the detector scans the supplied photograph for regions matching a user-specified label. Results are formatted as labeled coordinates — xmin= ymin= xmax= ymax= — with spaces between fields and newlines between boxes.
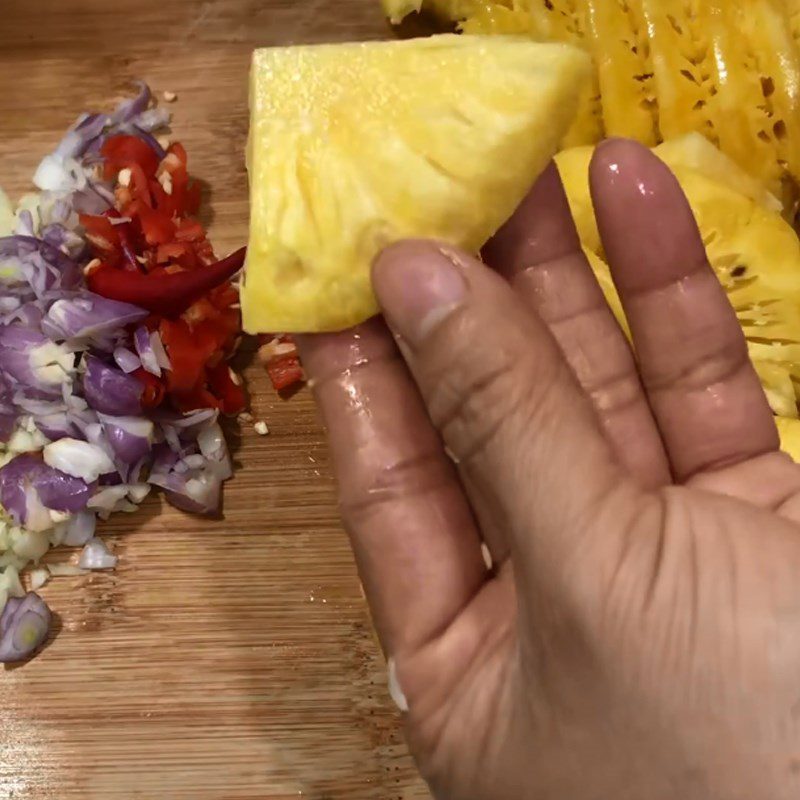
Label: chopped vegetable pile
xmin=0 ymin=82 xmax=289 ymax=663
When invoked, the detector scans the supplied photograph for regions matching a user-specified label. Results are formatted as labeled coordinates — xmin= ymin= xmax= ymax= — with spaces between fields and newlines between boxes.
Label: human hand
xmin=298 ymin=139 xmax=800 ymax=800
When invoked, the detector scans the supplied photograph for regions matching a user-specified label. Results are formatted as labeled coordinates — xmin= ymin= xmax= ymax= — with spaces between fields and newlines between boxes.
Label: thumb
xmin=372 ymin=240 xmax=644 ymax=591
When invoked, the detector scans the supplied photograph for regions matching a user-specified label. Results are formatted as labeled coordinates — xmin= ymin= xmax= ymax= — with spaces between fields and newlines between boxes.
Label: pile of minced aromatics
xmin=0 ymin=84 xmax=304 ymax=663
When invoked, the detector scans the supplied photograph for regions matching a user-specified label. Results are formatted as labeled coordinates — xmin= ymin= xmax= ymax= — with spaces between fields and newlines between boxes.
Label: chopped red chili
xmin=82 ymin=134 xmax=247 ymax=413
xmin=266 ymin=355 xmax=304 ymax=392
xmin=87 ymin=247 xmax=245 ymax=318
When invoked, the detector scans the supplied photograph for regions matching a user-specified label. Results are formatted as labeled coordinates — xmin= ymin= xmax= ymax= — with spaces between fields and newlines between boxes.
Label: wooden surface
xmin=0 ymin=2 xmax=431 ymax=797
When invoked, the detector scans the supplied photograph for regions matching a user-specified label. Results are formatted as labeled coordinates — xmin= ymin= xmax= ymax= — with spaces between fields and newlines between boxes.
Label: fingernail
xmin=387 ymin=657 xmax=409 ymax=712
xmin=372 ymin=242 xmax=467 ymax=346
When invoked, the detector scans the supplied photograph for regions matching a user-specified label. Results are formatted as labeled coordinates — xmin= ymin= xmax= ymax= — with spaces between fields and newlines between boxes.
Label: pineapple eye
xmin=732 ymin=265 xmax=748 ymax=278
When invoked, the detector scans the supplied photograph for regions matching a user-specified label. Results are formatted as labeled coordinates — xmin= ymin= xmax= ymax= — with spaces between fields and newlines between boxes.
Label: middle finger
xmin=483 ymin=162 xmax=670 ymax=488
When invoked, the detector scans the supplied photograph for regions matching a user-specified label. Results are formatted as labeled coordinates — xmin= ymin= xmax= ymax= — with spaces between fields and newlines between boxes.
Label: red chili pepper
xmin=160 ymin=318 xmax=224 ymax=393
xmin=88 ymin=134 xmax=246 ymax=416
xmin=211 ymin=283 xmax=239 ymax=310
xmin=266 ymin=355 xmax=304 ymax=392
xmin=129 ymin=162 xmax=153 ymax=208
xmin=138 ymin=203 xmax=176 ymax=245
xmin=207 ymin=362 xmax=246 ymax=415
xmin=175 ymin=218 xmax=205 ymax=242
xmin=182 ymin=297 xmax=221 ymax=326
xmin=168 ymin=142 xmax=188 ymax=168
xmin=87 ymin=247 xmax=246 ymax=317
xmin=102 ymin=135 xmax=160 ymax=179
xmin=194 ymin=237 xmax=216 ymax=265
xmin=133 ymin=368 xmax=165 ymax=409
xmin=79 ymin=214 xmax=121 ymax=263
xmin=101 ymin=209 xmax=141 ymax=271
xmin=185 ymin=181 xmax=202 ymax=216
xmin=172 ymin=387 xmax=222 ymax=414
xmin=155 ymin=241 xmax=192 ymax=265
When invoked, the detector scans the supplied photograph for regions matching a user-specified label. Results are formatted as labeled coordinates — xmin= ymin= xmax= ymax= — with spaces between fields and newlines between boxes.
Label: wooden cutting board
xmin=0 ymin=2 xmax=431 ymax=797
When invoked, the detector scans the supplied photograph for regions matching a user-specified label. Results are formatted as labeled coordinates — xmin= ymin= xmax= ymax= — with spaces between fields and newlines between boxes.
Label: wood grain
xmin=0 ymin=2 xmax=431 ymax=797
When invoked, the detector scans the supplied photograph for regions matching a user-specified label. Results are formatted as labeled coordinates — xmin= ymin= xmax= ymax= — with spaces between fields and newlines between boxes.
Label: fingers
xmin=296 ymin=319 xmax=486 ymax=657
xmin=590 ymin=139 xmax=780 ymax=482
xmin=372 ymin=240 xmax=634 ymax=589
xmin=483 ymin=163 xmax=670 ymax=488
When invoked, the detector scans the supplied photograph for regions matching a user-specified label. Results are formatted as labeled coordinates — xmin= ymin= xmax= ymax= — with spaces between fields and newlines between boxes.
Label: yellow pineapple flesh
xmin=382 ymin=0 xmax=800 ymax=218
xmin=789 ymin=0 xmax=800 ymax=45
xmin=381 ymin=0 xmax=482 ymax=23
xmin=776 ymin=416 xmax=800 ymax=460
xmin=455 ymin=2 xmax=603 ymax=147
xmin=654 ymin=134 xmax=783 ymax=213
xmin=459 ymin=2 xmax=533 ymax=35
xmin=0 ymin=188 xmax=14 ymax=237
xmin=584 ymin=0 xmax=659 ymax=145
xmin=556 ymin=143 xmax=800 ymax=419
xmin=738 ymin=1 xmax=800 ymax=213
xmin=639 ymin=0 xmax=716 ymax=143
xmin=243 ymin=35 xmax=590 ymax=333
xmin=381 ymin=0 xmax=421 ymax=23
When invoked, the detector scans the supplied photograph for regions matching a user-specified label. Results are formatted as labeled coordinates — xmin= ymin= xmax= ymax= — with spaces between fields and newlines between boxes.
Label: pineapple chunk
xmin=386 ymin=0 xmax=604 ymax=147
xmin=243 ymin=35 xmax=590 ymax=333
xmin=461 ymin=1 xmax=604 ymax=147
xmin=556 ymin=143 xmax=800 ymax=417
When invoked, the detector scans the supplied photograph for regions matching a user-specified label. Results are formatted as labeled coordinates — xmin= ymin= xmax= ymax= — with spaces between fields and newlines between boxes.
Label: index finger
xmin=297 ymin=319 xmax=486 ymax=657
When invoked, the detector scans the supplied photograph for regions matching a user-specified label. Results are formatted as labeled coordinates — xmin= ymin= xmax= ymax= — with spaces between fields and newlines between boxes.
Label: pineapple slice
xmin=556 ymin=143 xmax=800 ymax=417
xmin=459 ymin=2 xmax=532 ymax=35
xmin=654 ymin=134 xmax=782 ymax=213
xmin=584 ymin=0 xmax=659 ymax=145
xmin=381 ymin=0 xmax=421 ymax=23
xmin=504 ymin=0 xmax=589 ymax=43
xmin=777 ymin=416 xmax=800 ymax=460
xmin=381 ymin=0 xmax=482 ymax=24
xmin=754 ymin=361 xmax=798 ymax=419
xmin=640 ymin=0 xmax=717 ymax=143
xmin=789 ymin=0 xmax=800 ymax=45
xmin=380 ymin=0 xmax=800 ymax=217
xmin=243 ymin=36 xmax=590 ymax=333
xmin=737 ymin=1 xmax=800 ymax=213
